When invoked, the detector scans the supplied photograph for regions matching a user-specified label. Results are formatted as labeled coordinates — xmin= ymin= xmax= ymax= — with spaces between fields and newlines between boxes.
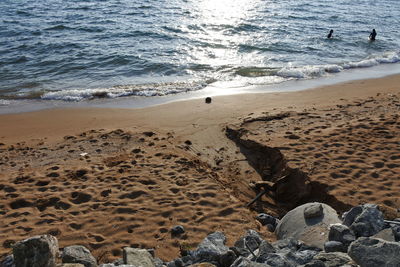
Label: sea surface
xmin=1 ymin=0 xmax=400 ymax=106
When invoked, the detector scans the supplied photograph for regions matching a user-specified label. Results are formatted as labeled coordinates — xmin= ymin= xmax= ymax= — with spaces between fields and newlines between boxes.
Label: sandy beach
xmin=0 ymin=75 xmax=399 ymax=263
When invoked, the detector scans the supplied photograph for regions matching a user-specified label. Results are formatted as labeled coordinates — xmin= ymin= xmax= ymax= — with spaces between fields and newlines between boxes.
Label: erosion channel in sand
xmin=0 ymin=74 xmax=399 ymax=263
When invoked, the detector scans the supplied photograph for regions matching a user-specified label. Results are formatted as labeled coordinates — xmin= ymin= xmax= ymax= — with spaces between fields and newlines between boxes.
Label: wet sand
xmin=0 ymin=74 xmax=399 ymax=263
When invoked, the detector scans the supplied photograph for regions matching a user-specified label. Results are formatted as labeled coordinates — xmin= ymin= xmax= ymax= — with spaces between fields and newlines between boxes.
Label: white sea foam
xmin=0 ymin=100 xmax=11 ymax=105
xmin=41 ymin=81 xmax=206 ymax=101
xmin=276 ymin=51 xmax=400 ymax=81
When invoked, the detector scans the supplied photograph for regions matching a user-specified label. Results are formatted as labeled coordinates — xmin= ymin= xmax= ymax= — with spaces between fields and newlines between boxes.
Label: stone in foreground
xmin=123 ymin=248 xmax=155 ymax=267
xmin=348 ymin=237 xmax=400 ymax=267
xmin=342 ymin=204 xmax=385 ymax=237
xmin=13 ymin=234 xmax=58 ymax=267
xmin=191 ymin=232 xmax=229 ymax=263
xmin=62 ymin=245 xmax=97 ymax=267
xmin=275 ymin=202 xmax=341 ymax=249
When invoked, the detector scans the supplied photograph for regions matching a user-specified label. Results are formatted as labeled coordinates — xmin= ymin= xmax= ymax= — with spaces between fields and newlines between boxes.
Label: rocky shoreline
xmin=2 ymin=202 xmax=400 ymax=267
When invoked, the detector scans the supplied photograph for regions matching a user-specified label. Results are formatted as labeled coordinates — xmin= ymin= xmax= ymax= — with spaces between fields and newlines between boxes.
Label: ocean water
xmin=0 ymin=0 xmax=399 ymax=104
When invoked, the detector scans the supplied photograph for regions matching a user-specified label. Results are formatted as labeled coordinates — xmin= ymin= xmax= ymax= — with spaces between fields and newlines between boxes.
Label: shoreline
xmin=1 ymin=74 xmax=399 ymax=262
xmin=1 ymin=73 xmax=400 ymax=144
xmin=1 ymin=62 xmax=400 ymax=116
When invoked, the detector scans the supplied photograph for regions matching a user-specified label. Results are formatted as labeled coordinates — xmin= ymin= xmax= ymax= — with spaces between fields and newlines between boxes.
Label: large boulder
xmin=275 ymin=203 xmax=341 ymax=249
xmin=123 ymin=248 xmax=155 ymax=267
xmin=13 ymin=235 xmax=58 ymax=267
xmin=348 ymin=237 xmax=400 ymax=267
xmin=62 ymin=245 xmax=97 ymax=267
xmin=342 ymin=204 xmax=385 ymax=237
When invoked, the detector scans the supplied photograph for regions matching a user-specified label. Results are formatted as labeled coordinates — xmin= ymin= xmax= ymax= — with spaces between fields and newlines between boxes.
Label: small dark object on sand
xmin=205 ymin=97 xmax=212 ymax=104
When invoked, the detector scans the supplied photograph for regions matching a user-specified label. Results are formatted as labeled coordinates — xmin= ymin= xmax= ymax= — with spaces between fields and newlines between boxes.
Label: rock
xmin=61 ymin=264 xmax=85 ymax=267
xmin=13 ymin=234 xmax=58 ymax=267
xmin=275 ymin=203 xmax=341 ymax=249
xmin=260 ymin=253 xmax=293 ymax=267
xmin=171 ymin=225 xmax=185 ymax=236
xmin=256 ymin=240 xmax=276 ymax=261
xmin=232 ymin=230 xmax=263 ymax=257
xmin=205 ymin=97 xmax=212 ymax=104
xmin=372 ymin=228 xmax=396 ymax=242
xmin=218 ymin=250 xmax=236 ymax=267
xmin=311 ymin=252 xmax=356 ymax=267
xmin=304 ymin=203 xmax=323 ymax=219
xmin=266 ymin=224 xmax=276 ymax=232
xmin=230 ymin=257 xmax=272 ymax=267
xmin=392 ymin=225 xmax=400 ymax=241
xmin=323 ymin=241 xmax=346 ymax=253
xmin=256 ymin=213 xmax=278 ymax=227
xmin=189 ymin=263 xmax=217 ymax=267
xmin=348 ymin=237 xmax=400 ymax=267
xmin=272 ymin=238 xmax=301 ymax=252
xmin=342 ymin=204 xmax=385 ymax=237
xmin=303 ymin=260 xmax=325 ymax=267
xmin=327 ymin=224 xmax=355 ymax=250
xmin=99 ymin=265 xmax=135 ymax=267
xmin=0 ymin=255 xmax=14 ymax=267
xmin=123 ymin=248 xmax=155 ymax=267
xmin=255 ymin=239 xmax=319 ymax=266
xmin=62 ymin=245 xmax=97 ymax=267
xmin=152 ymin=257 xmax=164 ymax=267
xmin=190 ymin=232 xmax=229 ymax=263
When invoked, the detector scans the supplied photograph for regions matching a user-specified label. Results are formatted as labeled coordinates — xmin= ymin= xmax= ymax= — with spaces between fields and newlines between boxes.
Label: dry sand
xmin=0 ymin=74 xmax=399 ymax=263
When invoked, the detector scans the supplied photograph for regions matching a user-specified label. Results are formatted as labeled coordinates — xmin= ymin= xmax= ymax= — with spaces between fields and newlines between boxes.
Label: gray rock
xmin=218 ymin=250 xmax=237 ymax=267
xmin=261 ymin=253 xmax=293 ymax=267
xmin=171 ymin=225 xmax=185 ymax=236
xmin=392 ymin=225 xmax=400 ymax=241
xmin=99 ymin=265 xmax=135 ymax=267
xmin=311 ymin=252 xmax=355 ymax=267
xmin=272 ymin=238 xmax=301 ymax=252
xmin=302 ymin=260 xmax=326 ymax=267
xmin=256 ymin=239 xmax=318 ymax=266
xmin=230 ymin=257 xmax=271 ymax=267
xmin=304 ymin=204 xmax=323 ymax=219
xmin=289 ymin=250 xmax=319 ymax=265
xmin=152 ymin=257 xmax=164 ymax=267
xmin=342 ymin=204 xmax=385 ymax=237
xmin=348 ymin=237 xmax=400 ymax=267
xmin=256 ymin=240 xmax=276 ymax=261
xmin=188 ymin=264 xmax=217 ymax=267
xmin=256 ymin=214 xmax=278 ymax=227
xmin=13 ymin=234 xmax=58 ymax=267
xmin=323 ymin=241 xmax=346 ymax=253
xmin=123 ymin=248 xmax=155 ymax=267
xmin=61 ymin=264 xmax=85 ymax=267
xmin=328 ymin=224 xmax=355 ymax=244
xmin=266 ymin=224 xmax=276 ymax=232
xmin=275 ymin=203 xmax=341 ymax=249
xmin=233 ymin=230 xmax=263 ymax=257
xmin=191 ymin=232 xmax=229 ymax=263
xmin=342 ymin=206 xmax=363 ymax=226
xmin=62 ymin=245 xmax=97 ymax=267
xmin=372 ymin=228 xmax=396 ymax=242
xmin=1 ymin=255 xmax=14 ymax=267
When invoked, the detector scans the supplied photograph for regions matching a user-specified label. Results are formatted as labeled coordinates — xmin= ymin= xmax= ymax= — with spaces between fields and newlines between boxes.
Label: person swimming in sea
xmin=327 ymin=29 xmax=334 ymax=39
xmin=369 ymin=29 xmax=377 ymax=41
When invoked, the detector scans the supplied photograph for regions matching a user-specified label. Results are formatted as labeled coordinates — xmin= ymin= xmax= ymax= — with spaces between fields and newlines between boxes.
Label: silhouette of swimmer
xmin=327 ymin=29 xmax=334 ymax=39
xmin=369 ymin=29 xmax=377 ymax=41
